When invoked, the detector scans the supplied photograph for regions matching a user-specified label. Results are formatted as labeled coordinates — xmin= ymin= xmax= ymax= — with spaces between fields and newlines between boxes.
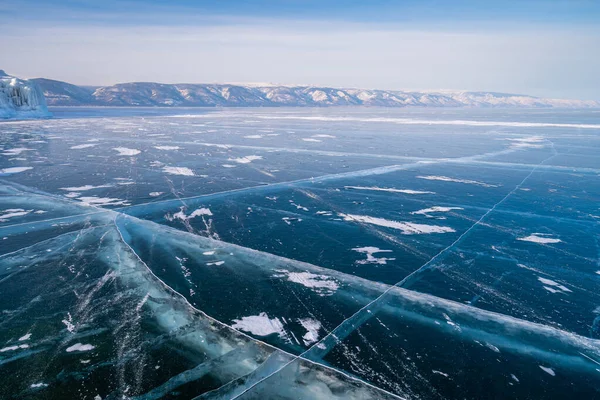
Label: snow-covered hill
xmin=0 ymin=70 xmax=51 ymax=119
xmin=31 ymin=77 xmax=599 ymax=109
xmin=32 ymin=78 xmax=95 ymax=106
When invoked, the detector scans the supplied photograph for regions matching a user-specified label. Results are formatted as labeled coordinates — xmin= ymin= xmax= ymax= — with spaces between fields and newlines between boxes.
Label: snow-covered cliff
xmin=33 ymin=77 xmax=600 ymax=109
xmin=0 ymin=70 xmax=51 ymax=119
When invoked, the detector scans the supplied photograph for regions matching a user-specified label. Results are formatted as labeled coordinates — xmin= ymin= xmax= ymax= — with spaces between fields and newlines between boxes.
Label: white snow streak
xmin=340 ymin=213 xmax=455 ymax=235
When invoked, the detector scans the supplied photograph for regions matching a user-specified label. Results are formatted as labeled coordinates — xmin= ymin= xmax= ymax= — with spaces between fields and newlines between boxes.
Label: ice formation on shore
xmin=0 ymin=70 xmax=51 ymax=119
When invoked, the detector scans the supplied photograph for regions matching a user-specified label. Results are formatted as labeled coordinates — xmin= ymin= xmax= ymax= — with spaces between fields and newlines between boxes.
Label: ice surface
xmin=1 ymin=107 xmax=600 ymax=399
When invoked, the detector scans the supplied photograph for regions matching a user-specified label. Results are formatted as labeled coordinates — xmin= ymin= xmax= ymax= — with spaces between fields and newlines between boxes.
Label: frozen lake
xmin=1 ymin=107 xmax=599 ymax=399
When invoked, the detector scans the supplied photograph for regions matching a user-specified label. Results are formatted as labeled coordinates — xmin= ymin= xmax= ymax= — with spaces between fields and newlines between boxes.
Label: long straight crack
xmin=227 ymin=142 xmax=561 ymax=399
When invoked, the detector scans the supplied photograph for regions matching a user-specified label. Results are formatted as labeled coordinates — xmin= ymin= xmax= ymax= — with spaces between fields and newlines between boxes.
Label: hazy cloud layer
xmin=1 ymin=4 xmax=599 ymax=100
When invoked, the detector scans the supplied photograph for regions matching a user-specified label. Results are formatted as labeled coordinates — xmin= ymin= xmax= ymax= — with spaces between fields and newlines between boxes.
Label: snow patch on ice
xmin=231 ymin=312 xmax=286 ymax=338
xmin=340 ymin=213 xmax=455 ymax=235
xmin=0 ymin=344 xmax=29 ymax=352
xmin=0 ymin=208 xmax=32 ymax=221
xmin=113 ymin=147 xmax=141 ymax=156
xmin=0 ymin=166 xmax=33 ymax=175
xmin=412 ymin=206 xmax=463 ymax=217
xmin=60 ymin=184 xmax=111 ymax=192
xmin=289 ymin=201 xmax=308 ymax=211
xmin=154 ymin=146 xmax=180 ymax=150
xmin=417 ymin=175 xmax=499 ymax=188
xmin=166 ymin=206 xmax=213 ymax=222
xmin=352 ymin=247 xmax=395 ymax=265
xmin=70 ymin=144 xmax=97 ymax=149
xmin=485 ymin=342 xmax=501 ymax=353
xmin=229 ymin=155 xmax=263 ymax=164
xmin=30 ymin=383 xmax=48 ymax=388
xmin=282 ymin=217 xmax=302 ymax=225
xmin=2 ymin=147 xmax=32 ymax=156
xmin=345 ymin=186 xmax=435 ymax=195
xmin=298 ymin=318 xmax=322 ymax=346
xmin=518 ymin=234 xmax=562 ymax=244
xmin=162 ymin=166 xmax=195 ymax=176
xmin=273 ymin=269 xmax=339 ymax=296
xmin=539 ymin=366 xmax=555 ymax=376
xmin=62 ymin=314 xmax=75 ymax=332
xmin=316 ymin=211 xmax=333 ymax=216
xmin=505 ymin=136 xmax=546 ymax=149
xmin=66 ymin=343 xmax=95 ymax=352
xmin=77 ymin=197 xmax=130 ymax=207
xmin=538 ymin=277 xmax=572 ymax=293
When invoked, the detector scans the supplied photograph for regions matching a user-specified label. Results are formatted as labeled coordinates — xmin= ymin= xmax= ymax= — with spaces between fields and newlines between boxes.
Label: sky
xmin=1 ymin=0 xmax=599 ymax=100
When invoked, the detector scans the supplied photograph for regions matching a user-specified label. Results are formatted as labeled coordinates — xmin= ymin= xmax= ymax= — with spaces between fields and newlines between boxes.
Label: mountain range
xmin=29 ymin=76 xmax=599 ymax=109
